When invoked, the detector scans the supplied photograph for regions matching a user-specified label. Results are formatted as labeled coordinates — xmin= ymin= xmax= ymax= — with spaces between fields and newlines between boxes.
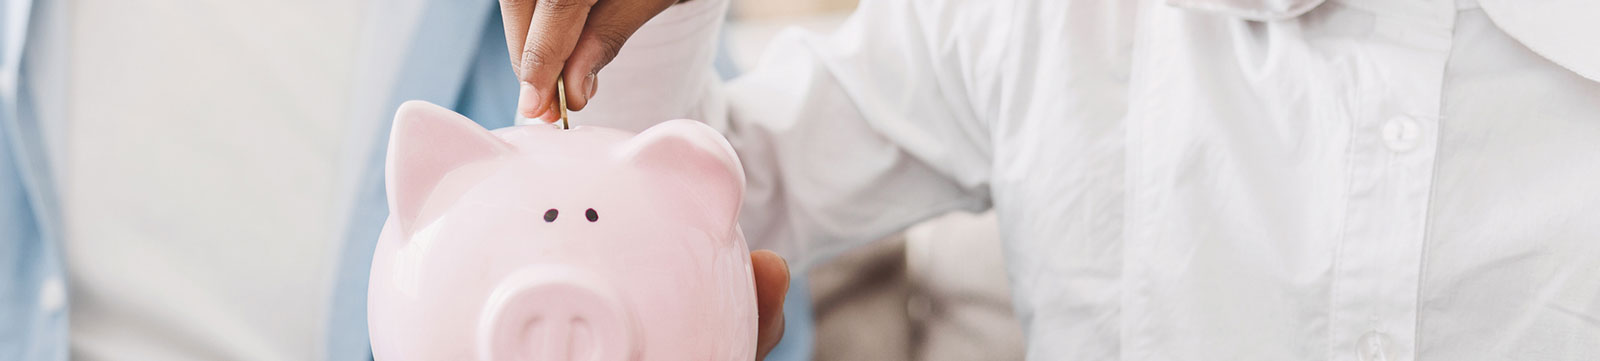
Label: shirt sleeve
xmin=576 ymin=0 xmax=995 ymax=268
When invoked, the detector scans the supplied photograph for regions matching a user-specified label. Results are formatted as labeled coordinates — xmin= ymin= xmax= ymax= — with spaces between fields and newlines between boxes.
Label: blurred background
xmin=726 ymin=1 xmax=1023 ymax=360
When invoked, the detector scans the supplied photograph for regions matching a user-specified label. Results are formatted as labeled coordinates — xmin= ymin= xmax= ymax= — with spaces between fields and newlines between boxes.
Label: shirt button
xmin=1381 ymin=116 xmax=1421 ymax=152
xmin=38 ymin=277 xmax=66 ymax=313
xmin=1357 ymin=331 xmax=1392 ymax=361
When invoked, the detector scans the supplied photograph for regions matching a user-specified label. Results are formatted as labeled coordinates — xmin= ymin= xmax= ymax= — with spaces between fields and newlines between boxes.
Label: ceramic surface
xmin=368 ymin=101 xmax=756 ymax=361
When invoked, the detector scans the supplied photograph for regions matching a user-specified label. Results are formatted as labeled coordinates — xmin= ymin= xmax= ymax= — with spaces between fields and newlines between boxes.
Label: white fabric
xmin=905 ymin=211 xmax=1026 ymax=361
xmin=580 ymin=0 xmax=1600 ymax=359
xmin=1477 ymin=0 xmax=1600 ymax=82
xmin=47 ymin=0 xmax=368 ymax=360
xmin=1166 ymin=0 xmax=1325 ymax=20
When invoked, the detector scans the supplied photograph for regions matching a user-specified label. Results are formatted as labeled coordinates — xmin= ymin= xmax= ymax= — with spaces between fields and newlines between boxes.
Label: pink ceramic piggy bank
xmin=367 ymin=101 xmax=757 ymax=361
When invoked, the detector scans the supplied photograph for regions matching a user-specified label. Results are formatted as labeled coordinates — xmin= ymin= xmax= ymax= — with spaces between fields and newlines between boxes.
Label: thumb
xmin=750 ymin=250 xmax=790 ymax=361
xmin=559 ymin=0 xmax=678 ymax=111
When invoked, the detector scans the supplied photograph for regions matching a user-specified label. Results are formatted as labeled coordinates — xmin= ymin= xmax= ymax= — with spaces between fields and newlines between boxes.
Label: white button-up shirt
xmin=576 ymin=0 xmax=1600 ymax=359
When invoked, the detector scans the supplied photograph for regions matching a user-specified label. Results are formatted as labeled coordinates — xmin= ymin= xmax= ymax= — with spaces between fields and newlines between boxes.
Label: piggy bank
xmin=367 ymin=101 xmax=757 ymax=361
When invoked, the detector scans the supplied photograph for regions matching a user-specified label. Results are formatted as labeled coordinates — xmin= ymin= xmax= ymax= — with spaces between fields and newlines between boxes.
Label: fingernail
xmin=517 ymin=82 xmax=544 ymax=118
xmin=537 ymin=104 xmax=558 ymax=123
xmin=583 ymin=73 xmax=598 ymax=100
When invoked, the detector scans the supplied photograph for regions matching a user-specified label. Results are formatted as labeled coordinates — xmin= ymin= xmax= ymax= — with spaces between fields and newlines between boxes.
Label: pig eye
xmin=543 ymin=209 xmax=559 ymax=222
xmin=585 ymin=208 xmax=599 ymax=222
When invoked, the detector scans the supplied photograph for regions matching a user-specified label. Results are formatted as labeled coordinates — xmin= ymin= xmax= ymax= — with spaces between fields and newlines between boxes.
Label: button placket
xmin=1381 ymin=116 xmax=1421 ymax=152
xmin=1333 ymin=105 xmax=1438 ymax=361
xmin=1358 ymin=331 xmax=1392 ymax=361
xmin=1329 ymin=5 xmax=1455 ymax=361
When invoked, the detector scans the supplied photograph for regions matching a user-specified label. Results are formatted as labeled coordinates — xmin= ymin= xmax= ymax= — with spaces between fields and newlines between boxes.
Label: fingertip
xmin=537 ymin=106 xmax=559 ymax=123
xmin=751 ymin=250 xmax=792 ymax=296
xmin=561 ymin=69 xmax=597 ymax=111
xmin=517 ymin=82 xmax=546 ymax=119
xmin=774 ymin=258 xmax=792 ymax=296
xmin=751 ymin=249 xmax=780 ymax=268
xmin=582 ymin=72 xmax=598 ymax=107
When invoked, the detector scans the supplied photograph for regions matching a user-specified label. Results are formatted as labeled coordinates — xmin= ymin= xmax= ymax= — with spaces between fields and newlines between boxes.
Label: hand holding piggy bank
xmin=367 ymin=101 xmax=757 ymax=361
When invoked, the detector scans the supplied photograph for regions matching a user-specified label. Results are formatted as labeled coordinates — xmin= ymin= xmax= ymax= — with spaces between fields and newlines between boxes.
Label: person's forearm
xmin=579 ymin=0 xmax=995 ymax=270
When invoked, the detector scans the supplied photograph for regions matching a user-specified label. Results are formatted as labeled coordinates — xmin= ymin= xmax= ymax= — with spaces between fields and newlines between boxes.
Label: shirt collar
xmin=1478 ymin=0 xmax=1600 ymax=82
xmin=1166 ymin=0 xmax=1599 ymax=83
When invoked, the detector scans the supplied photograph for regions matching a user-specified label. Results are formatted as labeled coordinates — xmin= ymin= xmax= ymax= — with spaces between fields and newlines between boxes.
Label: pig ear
xmin=618 ymin=119 xmax=745 ymax=231
xmin=386 ymin=101 xmax=512 ymax=235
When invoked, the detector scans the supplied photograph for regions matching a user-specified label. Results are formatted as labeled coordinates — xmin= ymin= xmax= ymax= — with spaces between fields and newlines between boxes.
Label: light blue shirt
xmin=0 ymin=0 xmax=810 ymax=360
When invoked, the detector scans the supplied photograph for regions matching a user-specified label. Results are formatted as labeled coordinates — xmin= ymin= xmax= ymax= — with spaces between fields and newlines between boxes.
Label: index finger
xmin=517 ymin=0 xmax=598 ymax=119
xmin=497 ymin=0 xmax=537 ymax=79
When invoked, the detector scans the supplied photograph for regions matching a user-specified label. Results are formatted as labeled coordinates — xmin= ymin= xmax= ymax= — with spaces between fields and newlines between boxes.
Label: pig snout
xmin=477 ymin=267 xmax=636 ymax=361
